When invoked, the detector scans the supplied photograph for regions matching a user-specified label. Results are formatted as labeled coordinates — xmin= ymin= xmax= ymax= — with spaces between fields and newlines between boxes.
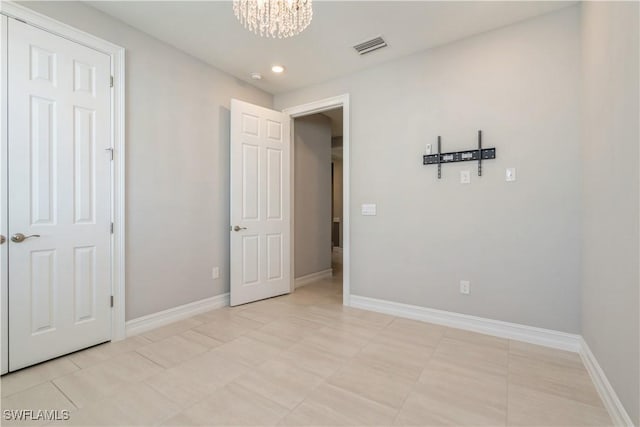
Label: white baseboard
xmin=126 ymin=293 xmax=229 ymax=337
xmin=349 ymin=295 xmax=581 ymax=352
xmin=295 ymin=269 xmax=333 ymax=288
xmin=580 ymin=337 xmax=635 ymax=427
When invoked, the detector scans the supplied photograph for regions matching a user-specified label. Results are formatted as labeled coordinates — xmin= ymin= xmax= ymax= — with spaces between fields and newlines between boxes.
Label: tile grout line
xmin=50 ymin=380 xmax=79 ymax=411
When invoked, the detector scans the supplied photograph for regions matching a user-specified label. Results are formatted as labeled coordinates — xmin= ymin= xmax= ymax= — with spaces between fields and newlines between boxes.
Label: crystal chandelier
xmin=233 ymin=0 xmax=313 ymax=39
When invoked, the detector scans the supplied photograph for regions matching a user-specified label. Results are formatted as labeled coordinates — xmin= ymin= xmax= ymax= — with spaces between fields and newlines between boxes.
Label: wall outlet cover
xmin=361 ymin=204 xmax=377 ymax=216
xmin=460 ymin=280 xmax=470 ymax=295
xmin=460 ymin=170 xmax=471 ymax=184
xmin=212 ymin=267 xmax=220 ymax=280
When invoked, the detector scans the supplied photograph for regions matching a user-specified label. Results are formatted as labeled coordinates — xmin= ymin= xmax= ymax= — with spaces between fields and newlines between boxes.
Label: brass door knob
xmin=233 ymin=226 xmax=247 ymax=232
xmin=0 ymin=235 xmax=4 ymax=245
xmin=11 ymin=233 xmax=41 ymax=243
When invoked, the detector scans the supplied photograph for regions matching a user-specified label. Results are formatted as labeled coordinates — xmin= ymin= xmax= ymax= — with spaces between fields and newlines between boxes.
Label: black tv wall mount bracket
xmin=423 ymin=130 xmax=496 ymax=179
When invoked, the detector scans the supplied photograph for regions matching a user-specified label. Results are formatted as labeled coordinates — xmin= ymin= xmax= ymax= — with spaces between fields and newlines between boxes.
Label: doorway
xmin=284 ymin=94 xmax=350 ymax=305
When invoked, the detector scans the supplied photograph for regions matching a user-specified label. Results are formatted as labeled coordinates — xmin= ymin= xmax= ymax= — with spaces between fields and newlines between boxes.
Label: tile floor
xmin=1 ymin=255 xmax=612 ymax=426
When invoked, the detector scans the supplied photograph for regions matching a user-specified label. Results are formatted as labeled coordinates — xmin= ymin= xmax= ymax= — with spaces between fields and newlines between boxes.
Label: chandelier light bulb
xmin=233 ymin=0 xmax=313 ymax=39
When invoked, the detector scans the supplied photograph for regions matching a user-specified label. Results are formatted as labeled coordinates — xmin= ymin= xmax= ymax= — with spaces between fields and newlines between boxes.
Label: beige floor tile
xmin=231 ymin=359 xmax=323 ymax=409
xmin=444 ymin=328 xmax=509 ymax=350
xmin=234 ymin=307 xmax=283 ymax=324
xmin=212 ymin=336 xmax=284 ymax=367
xmin=142 ymin=318 xmax=203 ymax=342
xmin=401 ymin=359 xmax=507 ymax=426
xmin=1 ymin=382 xmax=75 ymax=426
xmin=178 ymin=329 xmax=225 ymax=349
xmin=165 ymin=350 xmax=249 ymax=394
xmin=507 ymin=383 xmax=612 ymax=426
xmin=430 ymin=336 xmax=508 ymax=377
xmin=281 ymin=383 xmax=397 ymax=426
xmin=67 ymin=336 xmax=151 ymax=369
xmin=52 ymin=352 xmax=162 ymax=408
xmin=192 ymin=306 xmax=248 ymax=324
xmin=509 ymin=340 xmax=583 ymax=368
xmin=192 ymin=317 xmax=262 ymax=342
xmin=509 ymin=353 xmax=603 ymax=406
xmin=300 ymin=326 xmax=370 ymax=358
xmin=144 ymin=369 xmax=211 ymax=409
xmin=256 ymin=317 xmax=323 ymax=343
xmin=136 ymin=335 xmax=209 ymax=368
xmin=59 ymin=383 xmax=181 ymax=426
xmin=167 ymin=383 xmax=288 ymax=426
xmin=277 ymin=342 xmax=349 ymax=378
xmin=243 ymin=328 xmax=298 ymax=350
xmin=327 ymin=362 xmax=414 ymax=410
xmin=1 ymin=358 xmax=79 ymax=398
xmin=379 ymin=318 xmax=446 ymax=348
xmin=354 ymin=337 xmax=435 ymax=381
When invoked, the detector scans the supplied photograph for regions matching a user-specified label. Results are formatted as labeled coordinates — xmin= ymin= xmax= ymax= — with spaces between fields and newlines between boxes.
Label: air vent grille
xmin=353 ymin=36 xmax=387 ymax=55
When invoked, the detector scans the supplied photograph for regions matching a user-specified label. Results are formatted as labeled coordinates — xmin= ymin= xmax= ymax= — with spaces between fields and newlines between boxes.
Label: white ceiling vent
xmin=353 ymin=36 xmax=388 ymax=55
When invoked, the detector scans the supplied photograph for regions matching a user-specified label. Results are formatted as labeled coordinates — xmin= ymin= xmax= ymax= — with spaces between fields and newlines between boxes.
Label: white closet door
xmin=7 ymin=19 xmax=112 ymax=370
xmin=230 ymin=99 xmax=291 ymax=306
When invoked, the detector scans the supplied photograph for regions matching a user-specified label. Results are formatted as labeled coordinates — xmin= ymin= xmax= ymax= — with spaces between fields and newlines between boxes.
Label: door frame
xmin=283 ymin=94 xmax=351 ymax=306
xmin=0 ymin=1 xmax=126 ymax=373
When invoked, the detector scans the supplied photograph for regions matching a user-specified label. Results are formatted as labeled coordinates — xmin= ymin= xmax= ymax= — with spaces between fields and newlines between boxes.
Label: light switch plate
xmin=425 ymin=144 xmax=432 ymax=155
xmin=460 ymin=170 xmax=471 ymax=184
xmin=361 ymin=204 xmax=377 ymax=216
xmin=212 ymin=267 xmax=220 ymax=280
xmin=506 ymin=168 xmax=517 ymax=182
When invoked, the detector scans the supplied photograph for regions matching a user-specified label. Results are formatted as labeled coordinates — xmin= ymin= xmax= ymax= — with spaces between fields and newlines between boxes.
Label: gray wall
xmin=294 ymin=114 xmax=333 ymax=278
xmin=277 ymin=6 xmax=583 ymax=333
xmin=21 ymin=2 xmax=273 ymax=320
xmin=581 ymin=2 xmax=640 ymax=424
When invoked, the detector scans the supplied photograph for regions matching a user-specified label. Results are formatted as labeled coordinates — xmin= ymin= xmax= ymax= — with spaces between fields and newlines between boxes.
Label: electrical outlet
xmin=460 ymin=280 xmax=470 ymax=295
xmin=212 ymin=267 xmax=220 ymax=280
xmin=460 ymin=170 xmax=471 ymax=184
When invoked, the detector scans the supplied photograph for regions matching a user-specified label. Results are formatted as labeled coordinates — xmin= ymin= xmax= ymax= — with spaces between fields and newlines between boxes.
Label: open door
xmin=230 ymin=99 xmax=291 ymax=306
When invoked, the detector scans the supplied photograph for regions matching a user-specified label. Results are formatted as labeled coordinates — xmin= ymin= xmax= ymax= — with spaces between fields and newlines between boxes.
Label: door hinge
xmin=110 ymin=76 xmax=114 ymax=88
xmin=105 ymin=147 xmax=114 ymax=161
xmin=110 ymin=295 xmax=114 ymax=307
xmin=110 ymin=222 xmax=114 ymax=234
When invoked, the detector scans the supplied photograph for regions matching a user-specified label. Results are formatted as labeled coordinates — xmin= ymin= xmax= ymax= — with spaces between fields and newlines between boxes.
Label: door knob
xmin=233 ymin=226 xmax=247 ymax=232
xmin=0 ymin=235 xmax=4 ymax=245
xmin=11 ymin=233 xmax=41 ymax=243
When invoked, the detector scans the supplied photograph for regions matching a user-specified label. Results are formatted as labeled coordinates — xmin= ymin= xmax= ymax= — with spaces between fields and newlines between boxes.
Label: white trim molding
xmin=295 ymin=269 xmax=333 ymax=289
xmin=1 ymin=1 xmax=127 ymax=341
xmin=350 ymin=295 xmax=581 ymax=352
xmin=126 ymin=293 xmax=230 ymax=337
xmin=580 ymin=338 xmax=635 ymax=427
xmin=283 ymin=94 xmax=350 ymax=306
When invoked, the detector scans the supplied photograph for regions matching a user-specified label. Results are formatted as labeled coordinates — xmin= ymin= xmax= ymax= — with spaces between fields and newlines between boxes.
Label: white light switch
xmin=460 ymin=170 xmax=471 ymax=184
xmin=361 ymin=204 xmax=377 ymax=216
xmin=211 ymin=267 xmax=220 ymax=280
xmin=425 ymin=144 xmax=432 ymax=155
xmin=506 ymin=168 xmax=517 ymax=182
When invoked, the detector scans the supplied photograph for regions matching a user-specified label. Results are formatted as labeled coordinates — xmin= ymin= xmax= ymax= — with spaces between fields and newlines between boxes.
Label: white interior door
xmin=7 ymin=19 xmax=112 ymax=371
xmin=230 ymin=99 xmax=291 ymax=306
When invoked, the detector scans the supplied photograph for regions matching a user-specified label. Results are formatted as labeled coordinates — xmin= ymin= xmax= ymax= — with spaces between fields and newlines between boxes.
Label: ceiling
xmin=88 ymin=1 xmax=575 ymax=95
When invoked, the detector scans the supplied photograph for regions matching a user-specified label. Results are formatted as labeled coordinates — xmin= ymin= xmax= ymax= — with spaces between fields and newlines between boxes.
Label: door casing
xmin=0 ymin=1 xmax=126 ymax=374
xmin=283 ymin=94 xmax=351 ymax=306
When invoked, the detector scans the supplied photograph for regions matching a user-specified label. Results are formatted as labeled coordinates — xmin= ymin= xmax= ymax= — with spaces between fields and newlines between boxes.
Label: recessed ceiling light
xmin=250 ymin=72 xmax=263 ymax=80
xmin=271 ymin=65 xmax=285 ymax=74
